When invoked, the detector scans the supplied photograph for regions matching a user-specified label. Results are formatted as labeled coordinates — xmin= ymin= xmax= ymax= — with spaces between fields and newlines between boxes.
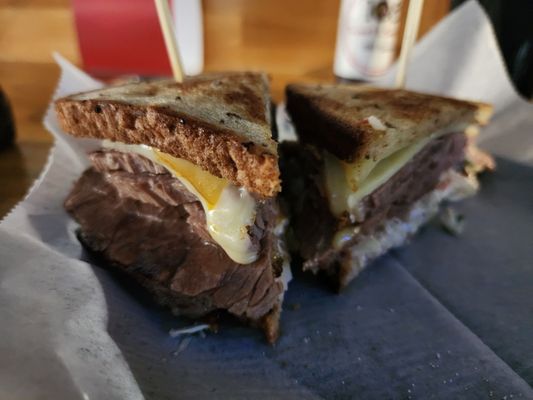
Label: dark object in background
xmin=0 ymin=87 xmax=16 ymax=150
xmin=453 ymin=0 xmax=533 ymax=99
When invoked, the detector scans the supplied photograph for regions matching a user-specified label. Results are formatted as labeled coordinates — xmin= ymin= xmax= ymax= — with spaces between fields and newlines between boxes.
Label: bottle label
xmin=334 ymin=0 xmax=403 ymax=80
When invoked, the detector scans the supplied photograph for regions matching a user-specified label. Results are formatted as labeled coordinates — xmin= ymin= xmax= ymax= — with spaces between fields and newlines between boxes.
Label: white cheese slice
xmin=102 ymin=140 xmax=258 ymax=265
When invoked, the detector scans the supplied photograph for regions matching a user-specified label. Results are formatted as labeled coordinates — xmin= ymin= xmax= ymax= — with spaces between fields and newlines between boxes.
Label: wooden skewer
xmin=154 ymin=0 xmax=185 ymax=82
xmin=395 ymin=0 xmax=425 ymax=88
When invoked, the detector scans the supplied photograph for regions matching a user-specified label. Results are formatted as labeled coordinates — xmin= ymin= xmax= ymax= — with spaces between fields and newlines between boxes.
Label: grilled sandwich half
xmin=281 ymin=83 xmax=493 ymax=289
xmin=56 ymin=72 xmax=290 ymax=342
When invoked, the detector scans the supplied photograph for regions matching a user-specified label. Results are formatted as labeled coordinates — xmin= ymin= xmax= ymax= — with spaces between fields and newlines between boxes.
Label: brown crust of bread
xmin=55 ymin=99 xmax=280 ymax=198
xmin=258 ymin=302 xmax=281 ymax=344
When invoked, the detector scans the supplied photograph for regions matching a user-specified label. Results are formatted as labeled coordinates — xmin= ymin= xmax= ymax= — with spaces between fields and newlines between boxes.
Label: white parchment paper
xmin=1 ymin=1 xmax=532 ymax=398
xmin=0 ymin=58 xmax=143 ymax=399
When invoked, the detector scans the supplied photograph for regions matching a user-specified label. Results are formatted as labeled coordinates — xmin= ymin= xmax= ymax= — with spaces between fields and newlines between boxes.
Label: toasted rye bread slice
xmin=55 ymin=72 xmax=280 ymax=198
xmin=285 ymin=83 xmax=493 ymax=165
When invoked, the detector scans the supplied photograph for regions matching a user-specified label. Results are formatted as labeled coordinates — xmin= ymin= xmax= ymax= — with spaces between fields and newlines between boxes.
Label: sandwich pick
xmin=56 ymin=73 xmax=291 ymax=343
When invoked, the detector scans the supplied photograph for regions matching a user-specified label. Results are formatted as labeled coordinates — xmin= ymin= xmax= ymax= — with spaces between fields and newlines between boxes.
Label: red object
xmin=72 ymin=0 xmax=172 ymax=77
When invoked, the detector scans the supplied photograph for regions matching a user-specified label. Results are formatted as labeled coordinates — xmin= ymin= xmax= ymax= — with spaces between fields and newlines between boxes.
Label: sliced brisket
xmin=65 ymin=150 xmax=286 ymax=341
xmin=280 ymin=132 xmax=466 ymax=274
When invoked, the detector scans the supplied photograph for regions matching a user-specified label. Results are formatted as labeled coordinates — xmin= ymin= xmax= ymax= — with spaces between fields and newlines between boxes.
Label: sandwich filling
xmin=280 ymin=129 xmax=478 ymax=285
xmin=332 ymin=168 xmax=478 ymax=286
xmin=323 ymin=121 xmax=470 ymax=219
xmin=103 ymin=140 xmax=258 ymax=264
xmin=64 ymin=149 xmax=290 ymax=340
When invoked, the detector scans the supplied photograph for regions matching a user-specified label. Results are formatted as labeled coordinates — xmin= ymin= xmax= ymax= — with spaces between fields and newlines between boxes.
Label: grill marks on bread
xmin=285 ymin=83 xmax=492 ymax=164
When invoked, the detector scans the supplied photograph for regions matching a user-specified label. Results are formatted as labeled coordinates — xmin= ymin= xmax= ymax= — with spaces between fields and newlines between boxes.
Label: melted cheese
xmin=154 ymin=150 xmax=227 ymax=208
xmin=102 ymin=141 xmax=258 ymax=264
xmin=324 ymin=124 xmax=469 ymax=217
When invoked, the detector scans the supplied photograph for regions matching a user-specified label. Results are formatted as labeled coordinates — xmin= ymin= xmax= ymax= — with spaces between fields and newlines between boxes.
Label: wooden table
xmin=0 ymin=0 xmax=449 ymax=217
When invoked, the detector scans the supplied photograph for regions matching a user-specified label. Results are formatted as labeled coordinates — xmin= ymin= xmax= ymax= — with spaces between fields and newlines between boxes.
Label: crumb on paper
xmin=169 ymin=324 xmax=210 ymax=338
xmin=172 ymin=336 xmax=193 ymax=357
xmin=439 ymin=207 xmax=465 ymax=236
